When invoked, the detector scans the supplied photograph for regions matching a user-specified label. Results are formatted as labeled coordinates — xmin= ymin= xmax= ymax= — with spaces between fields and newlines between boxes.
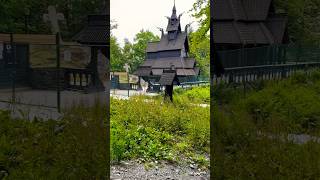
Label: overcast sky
xmin=110 ymin=0 xmax=199 ymax=46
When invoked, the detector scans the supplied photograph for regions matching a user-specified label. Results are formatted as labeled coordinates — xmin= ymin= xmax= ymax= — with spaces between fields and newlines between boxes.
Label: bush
xmin=213 ymin=70 xmax=320 ymax=178
xmin=0 ymin=104 xmax=108 ymax=179
xmin=110 ymin=95 xmax=210 ymax=164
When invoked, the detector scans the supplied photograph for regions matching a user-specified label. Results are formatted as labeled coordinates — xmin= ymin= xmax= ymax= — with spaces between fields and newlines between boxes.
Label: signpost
xmin=123 ymin=63 xmax=130 ymax=97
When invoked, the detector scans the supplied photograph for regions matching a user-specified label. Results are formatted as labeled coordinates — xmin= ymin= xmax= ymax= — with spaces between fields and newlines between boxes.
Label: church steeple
xmin=166 ymin=0 xmax=181 ymax=39
xmin=172 ymin=0 xmax=177 ymax=19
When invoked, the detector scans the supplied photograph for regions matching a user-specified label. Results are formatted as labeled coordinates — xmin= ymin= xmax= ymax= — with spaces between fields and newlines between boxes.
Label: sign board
xmin=3 ymin=43 xmax=14 ymax=65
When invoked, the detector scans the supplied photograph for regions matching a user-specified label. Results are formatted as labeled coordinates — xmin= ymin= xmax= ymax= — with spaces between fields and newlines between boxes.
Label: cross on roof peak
xmin=43 ymin=5 xmax=65 ymax=38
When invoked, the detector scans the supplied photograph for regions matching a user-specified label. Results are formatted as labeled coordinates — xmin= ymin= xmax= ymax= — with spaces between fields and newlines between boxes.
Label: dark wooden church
xmin=212 ymin=0 xmax=289 ymax=51
xmin=134 ymin=2 xmax=199 ymax=100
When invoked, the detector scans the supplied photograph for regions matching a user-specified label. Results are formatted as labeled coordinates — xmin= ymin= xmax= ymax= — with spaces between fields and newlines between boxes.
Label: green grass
xmin=174 ymin=85 xmax=210 ymax=104
xmin=3 ymin=69 xmax=320 ymax=179
xmin=212 ymin=69 xmax=320 ymax=179
xmin=110 ymin=94 xmax=210 ymax=167
xmin=0 ymin=103 xmax=108 ymax=179
xmin=0 ymin=87 xmax=210 ymax=178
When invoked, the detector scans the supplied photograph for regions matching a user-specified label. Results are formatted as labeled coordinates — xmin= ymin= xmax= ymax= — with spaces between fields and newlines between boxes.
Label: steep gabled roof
xmin=213 ymin=21 xmax=275 ymax=44
xmin=146 ymin=32 xmax=187 ymax=52
xmin=212 ymin=0 xmax=272 ymax=21
xmin=266 ymin=14 xmax=288 ymax=43
xmin=141 ymin=57 xmax=195 ymax=69
xmin=73 ymin=15 xmax=109 ymax=45
xmin=159 ymin=72 xmax=176 ymax=85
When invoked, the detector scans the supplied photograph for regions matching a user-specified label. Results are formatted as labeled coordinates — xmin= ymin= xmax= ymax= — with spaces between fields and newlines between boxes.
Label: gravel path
xmin=111 ymin=160 xmax=210 ymax=180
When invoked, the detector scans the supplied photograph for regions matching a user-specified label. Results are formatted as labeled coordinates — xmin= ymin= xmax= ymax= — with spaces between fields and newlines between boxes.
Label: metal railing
xmin=213 ymin=44 xmax=320 ymax=85
xmin=217 ymin=44 xmax=320 ymax=68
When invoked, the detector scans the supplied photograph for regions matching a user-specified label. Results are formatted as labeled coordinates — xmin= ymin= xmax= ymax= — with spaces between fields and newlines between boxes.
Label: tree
xmin=129 ymin=30 xmax=160 ymax=72
xmin=0 ymin=0 xmax=102 ymax=39
xmin=274 ymin=0 xmax=320 ymax=45
xmin=110 ymin=36 xmax=125 ymax=72
xmin=189 ymin=0 xmax=210 ymax=77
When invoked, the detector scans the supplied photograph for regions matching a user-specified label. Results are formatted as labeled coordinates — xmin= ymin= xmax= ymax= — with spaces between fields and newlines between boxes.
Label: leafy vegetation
xmin=0 ymin=0 xmax=103 ymax=39
xmin=275 ymin=0 xmax=320 ymax=45
xmin=189 ymin=0 xmax=210 ymax=77
xmin=110 ymin=93 xmax=210 ymax=167
xmin=174 ymin=85 xmax=210 ymax=104
xmin=110 ymin=30 xmax=160 ymax=72
xmin=0 ymin=87 xmax=210 ymax=178
xmin=0 ymin=103 xmax=108 ymax=179
xmin=213 ymin=70 xmax=320 ymax=179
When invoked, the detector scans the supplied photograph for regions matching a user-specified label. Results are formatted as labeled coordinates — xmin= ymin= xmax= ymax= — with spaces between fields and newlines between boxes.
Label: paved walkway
xmin=110 ymin=89 xmax=159 ymax=100
xmin=0 ymin=88 xmax=107 ymax=120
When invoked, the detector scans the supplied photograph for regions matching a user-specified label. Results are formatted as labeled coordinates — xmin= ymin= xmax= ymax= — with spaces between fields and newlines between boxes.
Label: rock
xmin=189 ymin=164 xmax=196 ymax=169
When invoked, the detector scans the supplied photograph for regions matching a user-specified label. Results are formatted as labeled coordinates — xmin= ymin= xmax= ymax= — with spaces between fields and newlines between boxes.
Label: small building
xmin=134 ymin=3 xmax=199 ymax=96
xmin=212 ymin=0 xmax=289 ymax=51
xmin=0 ymin=34 xmax=56 ymax=88
xmin=0 ymin=11 xmax=109 ymax=92
xmin=73 ymin=12 xmax=109 ymax=92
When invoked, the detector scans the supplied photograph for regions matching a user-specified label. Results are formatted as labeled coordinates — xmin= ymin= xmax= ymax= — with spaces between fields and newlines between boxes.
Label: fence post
xmin=56 ymin=33 xmax=61 ymax=113
xmin=297 ymin=44 xmax=301 ymax=64
xmin=10 ymin=33 xmax=16 ymax=104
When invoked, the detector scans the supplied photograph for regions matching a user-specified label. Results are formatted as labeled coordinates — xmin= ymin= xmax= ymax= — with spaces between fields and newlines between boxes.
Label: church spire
xmin=171 ymin=0 xmax=177 ymax=19
xmin=166 ymin=0 xmax=181 ymax=39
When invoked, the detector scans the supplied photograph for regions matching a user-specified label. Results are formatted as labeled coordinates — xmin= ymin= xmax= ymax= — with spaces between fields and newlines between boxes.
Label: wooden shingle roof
xmin=73 ymin=15 xmax=109 ymax=45
xmin=141 ymin=57 xmax=195 ymax=69
xmin=266 ymin=15 xmax=288 ymax=44
xmin=213 ymin=22 xmax=275 ymax=44
xmin=212 ymin=0 xmax=288 ymax=45
xmin=159 ymin=72 xmax=176 ymax=85
xmin=212 ymin=0 xmax=272 ymax=21
xmin=146 ymin=32 xmax=187 ymax=52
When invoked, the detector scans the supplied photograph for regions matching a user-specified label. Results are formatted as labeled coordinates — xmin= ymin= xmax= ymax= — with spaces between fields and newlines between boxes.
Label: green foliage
xmin=0 ymin=104 xmax=108 ymax=179
xmin=110 ymin=30 xmax=159 ymax=72
xmin=0 ymin=0 xmax=102 ymax=39
xmin=110 ymin=95 xmax=209 ymax=165
xmin=275 ymin=0 xmax=320 ymax=45
xmin=174 ymin=86 xmax=210 ymax=104
xmin=110 ymin=36 xmax=125 ymax=72
xmin=213 ymin=70 xmax=320 ymax=178
xmin=189 ymin=0 xmax=210 ymax=77
xmin=129 ymin=30 xmax=160 ymax=72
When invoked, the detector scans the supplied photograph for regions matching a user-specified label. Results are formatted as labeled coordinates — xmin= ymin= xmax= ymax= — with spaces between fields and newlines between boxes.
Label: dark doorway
xmin=0 ymin=43 xmax=29 ymax=88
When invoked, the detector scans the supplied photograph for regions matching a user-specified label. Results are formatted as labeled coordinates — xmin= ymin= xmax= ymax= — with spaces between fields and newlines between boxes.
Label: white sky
xmin=111 ymin=0 xmax=199 ymax=46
